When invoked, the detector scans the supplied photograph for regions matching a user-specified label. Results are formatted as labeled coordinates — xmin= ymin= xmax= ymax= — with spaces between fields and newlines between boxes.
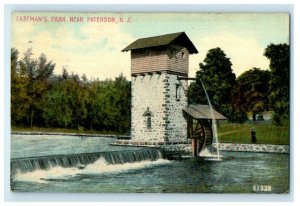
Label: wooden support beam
xmin=177 ymin=76 xmax=196 ymax=81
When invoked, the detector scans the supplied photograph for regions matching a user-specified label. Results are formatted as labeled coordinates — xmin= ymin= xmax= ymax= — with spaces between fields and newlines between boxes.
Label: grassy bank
xmin=217 ymin=120 xmax=289 ymax=145
xmin=12 ymin=120 xmax=289 ymax=145
xmin=11 ymin=126 xmax=122 ymax=135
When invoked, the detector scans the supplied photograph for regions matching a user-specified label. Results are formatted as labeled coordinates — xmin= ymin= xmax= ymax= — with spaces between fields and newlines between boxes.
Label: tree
xmin=11 ymin=48 xmax=31 ymax=125
xmin=234 ymin=68 xmax=270 ymax=121
xmin=18 ymin=49 xmax=55 ymax=127
xmin=11 ymin=48 xmax=132 ymax=134
xmin=113 ymin=74 xmax=131 ymax=133
xmin=264 ymin=43 xmax=289 ymax=125
xmin=231 ymin=82 xmax=248 ymax=123
xmin=189 ymin=47 xmax=236 ymax=119
xmin=42 ymin=74 xmax=73 ymax=128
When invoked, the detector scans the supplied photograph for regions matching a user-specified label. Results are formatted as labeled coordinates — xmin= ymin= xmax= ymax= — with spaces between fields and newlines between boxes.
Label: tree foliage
xmin=11 ymin=48 xmax=30 ymax=125
xmin=233 ymin=68 xmax=270 ymax=122
xmin=11 ymin=48 xmax=55 ymax=127
xmin=189 ymin=47 xmax=236 ymax=119
xmin=264 ymin=43 xmax=289 ymax=125
xmin=11 ymin=48 xmax=131 ymax=133
xmin=11 ymin=43 xmax=290 ymax=131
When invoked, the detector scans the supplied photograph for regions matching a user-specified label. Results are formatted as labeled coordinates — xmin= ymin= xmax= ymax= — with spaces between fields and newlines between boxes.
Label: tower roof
xmin=122 ymin=32 xmax=198 ymax=54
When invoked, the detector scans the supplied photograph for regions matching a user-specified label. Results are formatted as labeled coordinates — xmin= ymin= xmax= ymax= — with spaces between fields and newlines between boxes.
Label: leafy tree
xmin=189 ymin=47 xmax=236 ymax=119
xmin=11 ymin=48 xmax=31 ymax=125
xmin=234 ymin=68 xmax=270 ymax=121
xmin=113 ymin=74 xmax=131 ymax=133
xmin=85 ymin=81 xmax=104 ymax=131
xmin=42 ymin=74 xmax=73 ymax=128
xmin=264 ymin=43 xmax=289 ymax=125
xmin=11 ymin=48 xmax=131 ymax=134
xmin=18 ymin=49 xmax=55 ymax=127
xmin=231 ymin=82 xmax=248 ymax=123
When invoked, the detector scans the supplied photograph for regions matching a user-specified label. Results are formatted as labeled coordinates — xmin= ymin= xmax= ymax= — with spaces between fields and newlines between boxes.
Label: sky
xmin=11 ymin=12 xmax=289 ymax=80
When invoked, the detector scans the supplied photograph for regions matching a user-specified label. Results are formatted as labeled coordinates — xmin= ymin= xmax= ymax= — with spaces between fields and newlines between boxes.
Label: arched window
xmin=147 ymin=116 xmax=151 ymax=129
xmin=143 ymin=107 xmax=153 ymax=129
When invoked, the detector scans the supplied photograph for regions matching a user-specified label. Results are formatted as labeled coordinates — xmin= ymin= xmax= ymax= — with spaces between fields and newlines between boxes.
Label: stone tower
xmin=122 ymin=32 xmax=198 ymax=146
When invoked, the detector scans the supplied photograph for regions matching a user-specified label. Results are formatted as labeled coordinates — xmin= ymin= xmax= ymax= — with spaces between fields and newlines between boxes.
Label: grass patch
xmin=217 ymin=120 xmax=289 ymax=145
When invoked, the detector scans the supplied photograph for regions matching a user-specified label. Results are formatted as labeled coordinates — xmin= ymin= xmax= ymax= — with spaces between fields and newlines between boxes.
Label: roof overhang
xmin=183 ymin=105 xmax=227 ymax=120
xmin=122 ymin=32 xmax=198 ymax=54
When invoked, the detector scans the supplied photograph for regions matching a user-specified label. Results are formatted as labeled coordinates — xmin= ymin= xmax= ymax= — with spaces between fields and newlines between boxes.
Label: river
xmin=10 ymin=134 xmax=289 ymax=193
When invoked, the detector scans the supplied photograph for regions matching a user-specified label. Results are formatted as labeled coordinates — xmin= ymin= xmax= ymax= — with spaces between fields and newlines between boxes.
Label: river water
xmin=11 ymin=134 xmax=289 ymax=193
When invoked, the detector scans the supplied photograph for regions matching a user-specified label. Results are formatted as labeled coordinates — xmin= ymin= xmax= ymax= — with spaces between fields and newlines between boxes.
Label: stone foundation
xmin=111 ymin=140 xmax=289 ymax=154
xmin=111 ymin=139 xmax=189 ymax=147
xmin=215 ymin=143 xmax=289 ymax=154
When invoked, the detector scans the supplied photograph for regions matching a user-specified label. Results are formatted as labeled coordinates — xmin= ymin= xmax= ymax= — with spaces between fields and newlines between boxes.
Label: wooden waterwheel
xmin=188 ymin=117 xmax=213 ymax=157
xmin=183 ymin=105 xmax=227 ymax=157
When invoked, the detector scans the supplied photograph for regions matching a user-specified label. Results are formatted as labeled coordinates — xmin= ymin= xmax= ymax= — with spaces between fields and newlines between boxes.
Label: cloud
xmin=11 ymin=14 xmax=275 ymax=81
xmin=189 ymin=32 xmax=270 ymax=78
xmin=11 ymin=16 xmax=135 ymax=80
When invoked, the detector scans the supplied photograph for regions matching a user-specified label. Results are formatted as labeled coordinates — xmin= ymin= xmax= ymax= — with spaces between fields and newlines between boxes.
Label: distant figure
xmin=251 ymin=128 xmax=257 ymax=143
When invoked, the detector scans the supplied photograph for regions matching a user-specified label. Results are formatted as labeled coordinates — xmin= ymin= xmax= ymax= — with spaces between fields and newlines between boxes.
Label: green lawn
xmin=217 ymin=120 xmax=289 ymax=145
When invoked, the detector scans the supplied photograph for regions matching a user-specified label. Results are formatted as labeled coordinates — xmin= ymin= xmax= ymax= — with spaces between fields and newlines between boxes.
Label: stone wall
xmin=131 ymin=72 xmax=188 ymax=144
xmin=215 ymin=143 xmax=289 ymax=154
xmin=131 ymin=73 xmax=167 ymax=142
xmin=111 ymin=141 xmax=289 ymax=155
xmin=165 ymin=74 xmax=188 ymax=142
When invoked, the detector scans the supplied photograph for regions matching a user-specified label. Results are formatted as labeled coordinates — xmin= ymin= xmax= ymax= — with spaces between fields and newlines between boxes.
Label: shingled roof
xmin=122 ymin=32 xmax=198 ymax=54
xmin=183 ymin=105 xmax=227 ymax=120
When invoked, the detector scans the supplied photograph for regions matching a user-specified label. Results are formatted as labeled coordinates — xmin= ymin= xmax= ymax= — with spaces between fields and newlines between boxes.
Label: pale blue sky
xmin=11 ymin=12 xmax=289 ymax=80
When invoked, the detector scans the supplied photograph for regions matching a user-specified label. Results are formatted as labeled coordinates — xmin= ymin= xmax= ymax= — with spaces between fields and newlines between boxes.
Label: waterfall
xmin=199 ymin=79 xmax=220 ymax=160
xmin=11 ymin=148 xmax=162 ymax=176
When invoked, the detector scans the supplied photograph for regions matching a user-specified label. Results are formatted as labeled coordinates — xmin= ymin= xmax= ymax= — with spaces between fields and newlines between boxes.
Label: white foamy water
xmin=199 ymin=147 xmax=223 ymax=158
xmin=14 ymin=157 xmax=171 ymax=183
xmin=14 ymin=166 xmax=80 ymax=183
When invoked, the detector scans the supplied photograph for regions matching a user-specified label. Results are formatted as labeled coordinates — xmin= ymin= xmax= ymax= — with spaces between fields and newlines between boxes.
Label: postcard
xmin=10 ymin=12 xmax=290 ymax=193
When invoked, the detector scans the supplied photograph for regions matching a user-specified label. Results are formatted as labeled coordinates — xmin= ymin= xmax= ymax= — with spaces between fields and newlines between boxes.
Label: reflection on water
xmin=11 ymin=135 xmax=289 ymax=193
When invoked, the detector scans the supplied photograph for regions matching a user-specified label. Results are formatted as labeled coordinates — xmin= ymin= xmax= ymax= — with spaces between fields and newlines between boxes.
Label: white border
xmin=1 ymin=1 xmax=299 ymax=205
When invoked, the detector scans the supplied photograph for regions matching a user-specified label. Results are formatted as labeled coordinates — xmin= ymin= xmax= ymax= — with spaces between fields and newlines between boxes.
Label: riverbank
xmin=11 ymin=126 xmax=121 ymax=134
xmin=11 ymin=126 xmax=131 ymax=137
xmin=12 ymin=131 xmax=114 ymax=138
xmin=11 ymin=131 xmax=131 ymax=139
